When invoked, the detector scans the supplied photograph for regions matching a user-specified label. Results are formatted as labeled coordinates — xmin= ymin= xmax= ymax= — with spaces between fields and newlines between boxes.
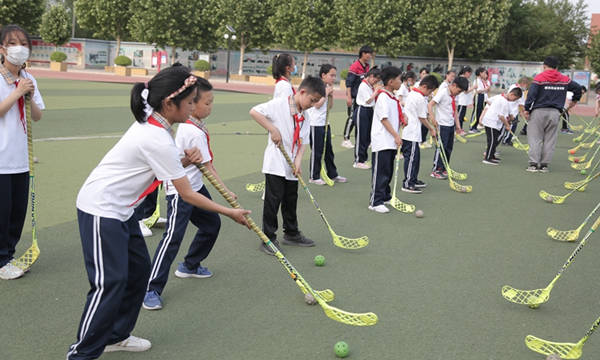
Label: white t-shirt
xmin=76 ymin=121 xmax=186 ymax=221
xmin=0 ymin=71 xmax=45 ymax=174
xmin=306 ymin=98 xmax=327 ymax=127
xmin=432 ymin=87 xmax=455 ymax=127
xmin=252 ymin=96 xmax=310 ymax=180
xmin=477 ymin=78 xmax=491 ymax=101
xmin=507 ymin=84 xmax=525 ymax=116
xmin=402 ymin=90 xmax=428 ymax=143
xmin=165 ymin=121 xmax=212 ymax=196
xmin=439 ymin=81 xmax=449 ymax=92
xmin=482 ymin=95 xmax=510 ymax=130
xmin=371 ymin=90 xmax=401 ymax=152
xmin=457 ymin=80 xmax=473 ymax=106
xmin=273 ymin=78 xmax=294 ymax=99
xmin=395 ymin=83 xmax=410 ymax=104
xmin=356 ymin=81 xmax=375 ymax=107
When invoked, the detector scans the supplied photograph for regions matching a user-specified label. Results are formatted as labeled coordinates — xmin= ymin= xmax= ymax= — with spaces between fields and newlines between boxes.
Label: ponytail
xmin=272 ymin=53 xmax=294 ymax=80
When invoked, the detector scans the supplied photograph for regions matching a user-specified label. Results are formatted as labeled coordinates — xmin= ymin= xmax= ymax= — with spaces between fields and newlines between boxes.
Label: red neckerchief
xmin=276 ymin=77 xmax=296 ymax=95
xmin=376 ymin=89 xmax=406 ymax=126
xmin=361 ymin=79 xmax=373 ymax=90
xmin=288 ymin=95 xmax=304 ymax=154
xmin=480 ymin=78 xmax=490 ymax=89
xmin=128 ymin=113 xmax=172 ymax=207
xmin=451 ymin=95 xmax=457 ymax=117
xmin=412 ymin=87 xmax=426 ymax=96
xmin=187 ymin=117 xmax=213 ymax=162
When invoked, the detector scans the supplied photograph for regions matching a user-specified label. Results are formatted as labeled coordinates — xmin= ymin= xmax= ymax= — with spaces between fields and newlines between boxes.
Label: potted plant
xmin=193 ymin=59 xmax=210 ymax=79
xmin=50 ymin=51 xmax=67 ymax=72
xmin=114 ymin=55 xmax=132 ymax=76
xmin=339 ymin=69 xmax=348 ymax=90
xmin=249 ymin=64 xmax=276 ymax=85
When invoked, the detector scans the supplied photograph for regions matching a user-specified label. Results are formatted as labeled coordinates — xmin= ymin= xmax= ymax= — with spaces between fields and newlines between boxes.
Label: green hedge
xmin=114 ymin=55 xmax=132 ymax=66
xmin=340 ymin=69 xmax=348 ymax=80
xmin=50 ymin=51 xmax=67 ymax=62
xmin=194 ymin=59 xmax=210 ymax=71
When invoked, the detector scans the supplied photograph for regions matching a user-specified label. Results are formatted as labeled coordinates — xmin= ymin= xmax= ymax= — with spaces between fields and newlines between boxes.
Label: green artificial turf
xmin=1 ymin=78 xmax=599 ymax=359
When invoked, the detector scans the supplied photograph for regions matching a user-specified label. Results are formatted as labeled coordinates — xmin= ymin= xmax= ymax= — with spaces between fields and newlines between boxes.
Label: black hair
xmin=419 ymin=75 xmax=439 ymax=90
xmin=419 ymin=67 xmax=429 ymax=75
xmin=543 ymin=56 xmax=560 ymax=69
xmin=446 ymin=69 xmax=456 ymax=75
xmin=272 ymin=53 xmax=294 ymax=80
xmin=366 ymin=66 xmax=381 ymax=78
xmin=130 ymin=65 xmax=199 ymax=123
xmin=453 ymin=77 xmax=469 ymax=91
xmin=358 ymin=45 xmax=373 ymax=58
xmin=381 ymin=66 xmax=402 ymax=86
xmin=458 ymin=66 xmax=472 ymax=76
xmin=299 ymin=75 xmax=326 ymax=97
xmin=475 ymin=67 xmax=487 ymax=76
xmin=402 ymin=70 xmax=416 ymax=82
xmin=193 ymin=76 xmax=213 ymax=102
xmin=319 ymin=64 xmax=336 ymax=78
xmin=580 ymin=85 xmax=587 ymax=93
xmin=0 ymin=25 xmax=32 ymax=50
xmin=508 ymin=87 xmax=523 ymax=98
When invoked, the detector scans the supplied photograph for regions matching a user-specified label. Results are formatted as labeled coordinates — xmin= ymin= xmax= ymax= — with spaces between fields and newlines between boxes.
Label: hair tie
xmin=141 ymin=88 xmax=153 ymax=120
xmin=166 ymin=75 xmax=197 ymax=100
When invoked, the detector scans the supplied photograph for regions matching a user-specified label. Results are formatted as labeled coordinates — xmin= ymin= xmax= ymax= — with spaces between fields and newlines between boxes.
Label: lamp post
xmin=224 ymin=25 xmax=236 ymax=83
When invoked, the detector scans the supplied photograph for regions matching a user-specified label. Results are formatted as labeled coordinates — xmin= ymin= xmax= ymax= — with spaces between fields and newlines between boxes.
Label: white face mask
xmin=5 ymin=45 xmax=30 ymax=66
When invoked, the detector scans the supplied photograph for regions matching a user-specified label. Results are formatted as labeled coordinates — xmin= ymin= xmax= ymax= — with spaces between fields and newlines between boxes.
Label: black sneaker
xmin=520 ymin=129 xmax=527 ymax=135
xmin=526 ymin=164 xmax=539 ymax=172
xmin=414 ymin=180 xmax=427 ymax=188
xmin=539 ymin=164 xmax=549 ymax=173
xmin=260 ymin=239 xmax=283 ymax=255
xmin=401 ymin=186 xmax=423 ymax=194
xmin=282 ymin=232 xmax=315 ymax=247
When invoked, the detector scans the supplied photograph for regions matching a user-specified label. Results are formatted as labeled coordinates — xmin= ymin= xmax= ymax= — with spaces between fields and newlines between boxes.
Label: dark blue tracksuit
xmin=402 ymin=140 xmax=421 ymax=188
xmin=432 ymin=125 xmax=454 ymax=172
xmin=309 ymin=125 xmax=338 ymax=181
xmin=0 ymin=172 xmax=29 ymax=267
xmin=370 ymin=149 xmax=395 ymax=206
xmin=67 ymin=210 xmax=151 ymax=359
xmin=354 ymin=105 xmax=374 ymax=163
xmin=147 ymin=185 xmax=221 ymax=295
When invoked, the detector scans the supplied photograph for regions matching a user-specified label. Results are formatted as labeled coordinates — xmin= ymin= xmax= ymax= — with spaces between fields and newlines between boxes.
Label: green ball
xmin=334 ymin=341 xmax=349 ymax=358
xmin=581 ymin=169 xmax=587 ymax=175
xmin=314 ymin=255 xmax=325 ymax=266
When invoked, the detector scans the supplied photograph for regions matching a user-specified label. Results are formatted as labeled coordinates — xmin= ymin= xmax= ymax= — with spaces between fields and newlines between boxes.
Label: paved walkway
xmin=28 ymin=67 xmax=596 ymax=116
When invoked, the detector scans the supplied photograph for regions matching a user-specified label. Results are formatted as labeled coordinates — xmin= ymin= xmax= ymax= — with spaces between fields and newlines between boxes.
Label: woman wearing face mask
xmin=0 ymin=25 xmax=44 ymax=280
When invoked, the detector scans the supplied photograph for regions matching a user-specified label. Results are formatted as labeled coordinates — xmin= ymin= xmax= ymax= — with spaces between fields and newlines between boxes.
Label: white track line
xmin=34 ymin=135 xmax=122 ymax=142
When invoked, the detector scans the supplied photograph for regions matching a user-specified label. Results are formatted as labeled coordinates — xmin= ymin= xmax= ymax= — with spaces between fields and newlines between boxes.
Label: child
xmin=438 ymin=69 xmax=456 ymax=92
xmin=353 ymin=66 xmax=382 ymax=169
xmin=429 ymin=77 xmax=469 ymax=179
xmin=456 ymin=66 xmax=474 ymax=132
xmin=272 ymin=53 xmax=296 ymax=99
xmin=143 ymin=76 xmax=234 ymax=311
xmin=68 ymin=66 xmax=250 ymax=359
xmin=306 ymin=64 xmax=346 ymax=184
xmin=500 ymin=77 xmax=530 ymax=145
xmin=561 ymin=85 xmax=586 ymax=134
xmin=250 ymin=76 xmax=325 ymax=254
xmin=595 ymin=83 xmax=600 ymax=118
xmin=343 ymin=45 xmax=373 ymax=148
xmin=0 ymin=25 xmax=44 ymax=280
xmin=396 ymin=70 xmax=415 ymax=106
xmin=415 ymin=68 xmax=433 ymax=149
xmin=481 ymin=87 xmax=523 ymax=165
xmin=402 ymin=75 xmax=439 ymax=193
xmin=368 ymin=66 xmax=404 ymax=213
xmin=469 ymin=67 xmax=490 ymax=133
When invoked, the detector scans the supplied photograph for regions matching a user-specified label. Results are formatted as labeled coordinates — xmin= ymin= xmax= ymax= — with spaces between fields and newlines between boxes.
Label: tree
xmin=416 ymin=0 xmax=511 ymax=69
xmin=39 ymin=4 xmax=72 ymax=50
xmin=128 ymin=0 xmax=222 ymax=65
xmin=269 ymin=0 xmax=337 ymax=78
xmin=334 ymin=0 xmax=423 ymax=58
xmin=588 ymin=32 xmax=600 ymax=75
xmin=74 ymin=0 xmax=132 ymax=55
xmin=217 ymin=0 xmax=274 ymax=75
xmin=0 ymin=0 xmax=45 ymax=34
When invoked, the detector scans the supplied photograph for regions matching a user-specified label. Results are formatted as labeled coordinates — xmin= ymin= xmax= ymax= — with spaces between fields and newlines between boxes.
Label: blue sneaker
xmin=174 ymin=262 xmax=213 ymax=279
xmin=142 ymin=290 xmax=163 ymax=310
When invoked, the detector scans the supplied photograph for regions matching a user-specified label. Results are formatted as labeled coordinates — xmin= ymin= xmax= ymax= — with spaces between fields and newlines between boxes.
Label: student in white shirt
xmin=428 ymin=77 xmax=468 ymax=179
xmin=402 ymin=75 xmax=439 ymax=193
xmin=500 ymin=77 xmax=530 ymax=145
xmin=438 ymin=69 xmax=456 ymax=93
xmin=469 ymin=67 xmax=490 ymax=133
xmin=250 ymin=76 xmax=325 ymax=254
xmin=68 ymin=66 xmax=250 ymax=359
xmin=272 ymin=53 xmax=296 ymax=99
xmin=396 ymin=70 xmax=416 ymax=106
xmin=0 ymin=25 xmax=44 ymax=281
xmin=456 ymin=66 xmax=474 ymax=132
xmin=353 ymin=67 xmax=382 ymax=169
xmin=481 ymin=87 xmax=522 ymax=165
xmin=560 ymin=86 xmax=586 ymax=134
xmin=143 ymin=77 xmax=236 ymax=311
xmin=306 ymin=64 xmax=346 ymax=184
xmin=368 ymin=66 xmax=404 ymax=213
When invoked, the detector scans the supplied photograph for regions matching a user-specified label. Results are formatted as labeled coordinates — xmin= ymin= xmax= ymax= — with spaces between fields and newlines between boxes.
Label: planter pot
xmin=230 ymin=74 xmax=249 ymax=82
xmin=50 ymin=61 xmax=67 ymax=72
xmin=192 ymin=70 xmax=210 ymax=79
xmin=115 ymin=66 xmax=131 ymax=76
xmin=104 ymin=66 xmax=114 ymax=72
xmin=131 ymin=68 xmax=148 ymax=76
xmin=248 ymin=75 xmax=275 ymax=85
xmin=339 ymin=81 xmax=346 ymax=91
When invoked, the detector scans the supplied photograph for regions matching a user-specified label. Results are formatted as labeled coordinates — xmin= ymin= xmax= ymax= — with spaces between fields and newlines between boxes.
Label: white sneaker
xmin=155 ymin=217 xmax=167 ymax=227
xmin=341 ymin=139 xmax=354 ymax=149
xmin=261 ymin=190 xmax=265 ymax=201
xmin=104 ymin=335 xmax=151 ymax=353
xmin=368 ymin=204 xmax=390 ymax=213
xmin=139 ymin=221 xmax=153 ymax=237
xmin=0 ymin=262 xmax=24 ymax=280
xmin=333 ymin=176 xmax=347 ymax=183
xmin=309 ymin=178 xmax=326 ymax=185
xmin=353 ymin=162 xmax=371 ymax=169
xmin=420 ymin=142 xmax=432 ymax=149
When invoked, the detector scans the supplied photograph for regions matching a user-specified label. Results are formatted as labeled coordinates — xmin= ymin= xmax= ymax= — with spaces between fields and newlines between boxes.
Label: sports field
xmin=2 ymin=78 xmax=599 ymax=359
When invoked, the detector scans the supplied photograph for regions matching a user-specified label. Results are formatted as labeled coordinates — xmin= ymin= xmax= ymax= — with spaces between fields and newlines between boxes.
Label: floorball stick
xmin=389 ymin=148 xmax=415 ymax=213
xmin=539 ymin=171 xmax=600 ymax=204
xmin=546 ymin=201 xmax=600 ymax=242
xmin=525 ymin=315 xmax=600 ymax=359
